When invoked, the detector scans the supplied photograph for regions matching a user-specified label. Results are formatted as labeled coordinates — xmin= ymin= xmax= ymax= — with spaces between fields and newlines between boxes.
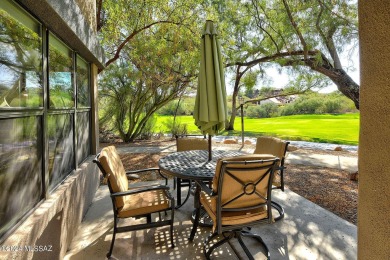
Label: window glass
xmin=77 ymin=112 xmax=90 ymax=164
xmin=48 ymin=114 xmax=74 ymax=190
xmin=49 ymin=33 xmax=74 ymax=108
xmin=0 ymin=1 xmax=43 ymax=108
xmin=0 ymin=116 xmax=42 ymax=238
xmin=76 ymin=56 xmax=90 ymax=108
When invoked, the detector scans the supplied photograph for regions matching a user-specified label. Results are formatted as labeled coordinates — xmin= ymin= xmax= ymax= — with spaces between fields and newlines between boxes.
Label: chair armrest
xmin=195 ymin=180 xmax=213 ymax=196
xmin=125 ymin=167 xmax=160 ymax=175
xmin=126 ymin=168 xmax=168 ymax=185
xmin=111 ymin=185 xmax=170 ymax=198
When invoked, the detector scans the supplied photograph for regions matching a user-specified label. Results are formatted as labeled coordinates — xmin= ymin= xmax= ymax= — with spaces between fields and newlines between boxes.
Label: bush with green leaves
xmin=246 ymin=103 xmax=279 ymax=118
xmin=280 ymin=92 xmax=357 ymax=116
xmin=158 ymin=100 xmax=185 ymax=116
xmin=162 ymin=117 xmax=188 ymax=137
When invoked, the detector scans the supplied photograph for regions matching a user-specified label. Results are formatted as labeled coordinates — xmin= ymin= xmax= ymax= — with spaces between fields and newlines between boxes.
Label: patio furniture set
xmin=93 ymin=135 xmax=289 ymax=259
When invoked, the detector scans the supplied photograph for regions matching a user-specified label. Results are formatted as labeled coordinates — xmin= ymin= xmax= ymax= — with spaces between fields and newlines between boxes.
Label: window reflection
xmin=76 ymin=56 xmax=90 ymax=108
xmin=48 ymin=114 xmax=74 ymax=190
xmin=77 ymin=112 xmax=90 ymax=164
xmin=0 ymin=117 xmax=42 ymax=238
xmin=49 ymin=33 xmax=74 ymax=108
xmin=0 ymin=3 xmax=43 ymax=108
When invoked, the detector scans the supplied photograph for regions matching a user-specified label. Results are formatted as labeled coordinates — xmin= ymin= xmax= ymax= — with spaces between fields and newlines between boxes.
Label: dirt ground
xmin=104 ymin=138 xmax=358 ymax=225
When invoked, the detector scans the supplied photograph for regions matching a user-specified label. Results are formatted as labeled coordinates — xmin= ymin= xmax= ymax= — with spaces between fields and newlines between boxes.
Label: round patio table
xmin=159 ymin=149 xmax=244 ymax=181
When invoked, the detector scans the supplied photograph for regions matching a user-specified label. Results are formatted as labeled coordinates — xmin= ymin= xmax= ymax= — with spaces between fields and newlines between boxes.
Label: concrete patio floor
xmin=64 ymin=180 xmax=357 ymax=260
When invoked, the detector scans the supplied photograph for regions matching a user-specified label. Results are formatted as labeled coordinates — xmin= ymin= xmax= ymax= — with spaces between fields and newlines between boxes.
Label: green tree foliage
xmin=97 ymin=0 xmax=203 ymax=141
xmin=97 ymin=0 xmax=205 ymax=70
xmin=280 ymin=92 xmax=357 ymax=116
xmin=207 ymin=0 xmax=359 ymax=129
xmin=99 ymin=27 xmax=195 ymax=142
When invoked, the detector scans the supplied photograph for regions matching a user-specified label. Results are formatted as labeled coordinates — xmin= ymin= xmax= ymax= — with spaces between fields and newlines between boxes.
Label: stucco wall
xmin=358 ymin=1 xmax=390 ymax=259
xmin=0 ymin=159 xmax=100 ymax=260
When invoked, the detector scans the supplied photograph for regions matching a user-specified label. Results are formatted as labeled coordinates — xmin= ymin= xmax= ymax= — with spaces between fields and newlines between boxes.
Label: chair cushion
xmin=176 ymin=138 xmax=208 ymax=152
xmin=254 ymin=136 xmax=287 ymax=159
xmin=200 ymin=191 xmax=268 ymax=232
xmin=254 ymin=136 xmax=287 ymax=186
xmin=117 ymin=189 xmax=170 ymax=218
xmin=99 ymin=146 xmax=129 ymax=208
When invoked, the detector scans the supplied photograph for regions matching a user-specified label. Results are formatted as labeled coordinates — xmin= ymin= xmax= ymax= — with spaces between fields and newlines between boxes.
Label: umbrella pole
xmin=208 ymin=135 xmax=212 ymax=161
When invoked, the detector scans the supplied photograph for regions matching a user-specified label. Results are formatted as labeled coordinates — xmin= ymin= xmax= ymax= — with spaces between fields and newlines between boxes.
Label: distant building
xmin=251 ymin=89 xmax=297 ymax=105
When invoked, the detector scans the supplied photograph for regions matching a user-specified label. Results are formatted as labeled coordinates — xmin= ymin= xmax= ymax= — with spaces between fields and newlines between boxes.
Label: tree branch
xmin=282 ymin=0 xmax=308 ymax=59
xmin=226 ymin=50 xmax=319 ymax=67
xmin=315 ymin=1 xmax=342 ymax=69
xmin=101 ymin=20 xmax=183 ymax=72
xmin=96 ymin=0 xmax=103 ymax=32
xmin=250 ymin=0 xmax=280 ymax=52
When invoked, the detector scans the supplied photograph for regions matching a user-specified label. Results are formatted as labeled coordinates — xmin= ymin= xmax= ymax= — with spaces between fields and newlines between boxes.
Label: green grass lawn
xmin=155 ymin=113 xmax=359 ymax=145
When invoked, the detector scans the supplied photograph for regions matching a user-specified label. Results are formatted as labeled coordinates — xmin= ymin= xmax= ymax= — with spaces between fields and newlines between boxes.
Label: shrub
xmin=162 ymin=117 xmax=188 ymax=137
xmin=158 ymin=100 xmax=187 ymax=115
xmin=247 ymin=103 xmax=279 ymax=118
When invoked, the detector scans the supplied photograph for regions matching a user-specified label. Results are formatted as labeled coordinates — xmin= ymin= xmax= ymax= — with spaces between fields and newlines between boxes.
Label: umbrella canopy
xmin=194 ymin=20 xmax=228 ymax=160
xmin=194 ymin=20 xmax=227 ymax=135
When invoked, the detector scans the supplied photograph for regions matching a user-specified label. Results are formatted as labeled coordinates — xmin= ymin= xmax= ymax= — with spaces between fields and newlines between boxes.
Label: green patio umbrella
xmin=194 ymin=20 xmax=228 ymax=160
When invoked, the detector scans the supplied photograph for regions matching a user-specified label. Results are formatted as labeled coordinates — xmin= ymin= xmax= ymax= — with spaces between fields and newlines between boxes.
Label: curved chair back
xmin=209 ymin=154 xmax=279 ymax=232
xmin=254 ymin=136 xmax=289 ymax=190
xmin=192 ymin=154 xmax=279 ymax=259
xmin=176 ymin=135 xmax=208 ymax=152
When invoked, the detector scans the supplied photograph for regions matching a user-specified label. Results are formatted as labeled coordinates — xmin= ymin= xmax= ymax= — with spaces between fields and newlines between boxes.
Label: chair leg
xmin=271 ymin=201 xmax=285 ymax=221
xmin=170 ymin=201 xmax=175 ymax=248
xmin=236 ymin=232 xmax=255 ymax=260
xmin=107 ymin=218 xmax=118 ymax=258
xmin=241 ymin=230 xmax=270 ymax=260
xmin=175 ymin=181 xmax=192 ymax=209
xmin=176 ymin=178 xmax=182 ymax=206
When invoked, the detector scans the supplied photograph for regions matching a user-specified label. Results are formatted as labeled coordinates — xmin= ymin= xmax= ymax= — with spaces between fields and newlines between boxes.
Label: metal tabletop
xmin=158 ymin=150 xmax=244 ymax=181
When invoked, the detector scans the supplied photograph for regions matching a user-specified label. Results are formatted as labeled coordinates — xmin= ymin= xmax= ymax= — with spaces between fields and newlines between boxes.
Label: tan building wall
xmin=0 ymin=161 xmax=100 ymax=260
xmin=358 ymin=1 xmax=390 ymax=259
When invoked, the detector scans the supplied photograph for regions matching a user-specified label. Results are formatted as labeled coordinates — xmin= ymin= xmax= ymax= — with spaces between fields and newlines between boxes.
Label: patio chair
xmin=253 ymin=136 xmax=289 ymax=220
xmin=189 ymin=154 xmax=279 ymax=260
xmin=93 ymin=146 xmax=175 ymax=258
xmin=175 ymin=134 xmax=208 ymax=208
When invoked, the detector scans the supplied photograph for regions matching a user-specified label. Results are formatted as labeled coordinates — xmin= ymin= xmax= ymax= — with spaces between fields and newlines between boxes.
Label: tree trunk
xmin=330 ymin=70 xmax=360 ymax=110
xmin=226 ymin=105 xmax=237 ymax=130
xmin=226 ymin=66 xmax=244 ymax=131
xmin=311 ymin=63 xmax=360 ymax=109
